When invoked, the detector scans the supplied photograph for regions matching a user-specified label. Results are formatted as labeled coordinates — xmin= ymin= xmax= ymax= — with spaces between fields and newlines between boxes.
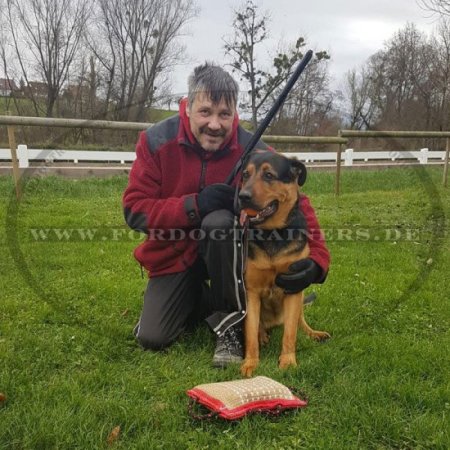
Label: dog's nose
xmin=238 ymin=190 xmax=252 ymax=202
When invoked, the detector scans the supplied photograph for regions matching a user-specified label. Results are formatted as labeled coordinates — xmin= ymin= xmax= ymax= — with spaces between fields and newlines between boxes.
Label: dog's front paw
xmin=278 ymin=352 xmax=297 ymax=370
xmin=240 ymin=358 xmax=259 ymax=377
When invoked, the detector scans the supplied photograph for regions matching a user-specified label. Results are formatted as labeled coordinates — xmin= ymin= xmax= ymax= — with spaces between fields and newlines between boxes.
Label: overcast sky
xmin=172 ymin=0 xmax=440 ymax=96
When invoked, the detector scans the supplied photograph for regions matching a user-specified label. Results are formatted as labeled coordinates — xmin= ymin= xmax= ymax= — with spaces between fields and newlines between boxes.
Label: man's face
xmin=186 ymin=92 xmax=236 ymax=151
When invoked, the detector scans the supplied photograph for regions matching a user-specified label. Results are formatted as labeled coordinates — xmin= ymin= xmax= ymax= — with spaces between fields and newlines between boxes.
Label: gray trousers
xmin=134 ymin=210 xmax=246 ymax=350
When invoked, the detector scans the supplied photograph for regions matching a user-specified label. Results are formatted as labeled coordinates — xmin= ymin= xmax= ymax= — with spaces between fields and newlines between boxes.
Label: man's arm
xmin=274 ymin=194 xmax=330 ymax=294
xmin=299 ymin=194 xmax=330 ymax=282
xmin=275 ymin=195 xmax=330 ymax=294
xmin=122 ymin=132 xmax=201 ymax=233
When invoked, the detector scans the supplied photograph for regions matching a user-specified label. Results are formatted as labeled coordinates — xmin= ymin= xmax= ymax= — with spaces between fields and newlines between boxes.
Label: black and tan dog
xmin=238 ymin=150 xmax=329 ymax=377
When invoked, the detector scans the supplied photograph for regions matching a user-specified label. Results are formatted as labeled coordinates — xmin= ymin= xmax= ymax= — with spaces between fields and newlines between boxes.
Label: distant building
xmin=0 ymin=78 xmax=18 ymax=97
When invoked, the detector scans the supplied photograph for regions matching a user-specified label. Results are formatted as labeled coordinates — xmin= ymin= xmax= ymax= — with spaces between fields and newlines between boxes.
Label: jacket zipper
xmin=181 ymin=141 xmax=208 ymax=191
xmin=199 ymin=159 xmax=207 ymax=190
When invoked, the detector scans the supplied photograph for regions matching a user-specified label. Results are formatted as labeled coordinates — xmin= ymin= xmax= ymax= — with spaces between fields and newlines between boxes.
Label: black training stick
xmin=225 ymin=49 xmax=314 ymax=185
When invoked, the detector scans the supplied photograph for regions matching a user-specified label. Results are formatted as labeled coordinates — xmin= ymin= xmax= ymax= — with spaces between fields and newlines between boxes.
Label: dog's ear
xmin=289 ymin=158 xmax=307 ymax=186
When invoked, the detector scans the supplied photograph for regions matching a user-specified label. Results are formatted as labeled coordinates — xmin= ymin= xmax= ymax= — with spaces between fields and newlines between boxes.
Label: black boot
xmin=212 ymin=324 xmax=244 ymax=368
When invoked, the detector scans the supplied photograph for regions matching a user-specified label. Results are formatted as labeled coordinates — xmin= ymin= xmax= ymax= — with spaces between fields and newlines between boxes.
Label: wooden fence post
xmin=7 ymin=125 xmax=22 ymax=199
xmin=335 ymin=134 xmax=343 ymax=196
xmin=444 ymin=138 xmax=449 ymax=187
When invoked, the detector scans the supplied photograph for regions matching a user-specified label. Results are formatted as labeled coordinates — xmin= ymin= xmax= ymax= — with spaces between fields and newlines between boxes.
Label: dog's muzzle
xmin=239 ymin=199 xmax=279 ymax=226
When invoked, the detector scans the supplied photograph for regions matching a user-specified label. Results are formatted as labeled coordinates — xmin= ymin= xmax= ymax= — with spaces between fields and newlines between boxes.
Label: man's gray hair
xmin=188 ymin=62 xmax=239 ymax=109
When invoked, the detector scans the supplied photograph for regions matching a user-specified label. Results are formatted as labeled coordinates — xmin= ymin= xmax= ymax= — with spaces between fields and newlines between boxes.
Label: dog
xmin=238 ymin=150 xmax=330 ymax=377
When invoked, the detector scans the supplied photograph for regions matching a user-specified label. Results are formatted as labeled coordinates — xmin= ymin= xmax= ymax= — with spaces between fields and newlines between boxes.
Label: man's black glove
xmin=197 ymin=183 xmax=235 ymax=218
xmin=275 ymin=258 xmax=322 ymax=294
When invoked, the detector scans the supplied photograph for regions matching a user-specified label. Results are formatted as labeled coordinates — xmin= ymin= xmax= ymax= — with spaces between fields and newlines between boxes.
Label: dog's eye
xmin=263 ymin=172 xmax=275 ymax=181
xmin=242 ymin=170 xmax=250 ymax=180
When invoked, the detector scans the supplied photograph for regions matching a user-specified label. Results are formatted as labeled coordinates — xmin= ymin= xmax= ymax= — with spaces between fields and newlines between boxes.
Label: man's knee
xmin=201 ymin=209 xmax=235 ymax=234
xmin=135 ymin=326 xmax=175 ymax=351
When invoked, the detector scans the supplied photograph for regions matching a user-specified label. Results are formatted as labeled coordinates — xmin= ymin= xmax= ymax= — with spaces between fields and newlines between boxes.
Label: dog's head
xmin=238 ymin=150 xmax=307 ymax=229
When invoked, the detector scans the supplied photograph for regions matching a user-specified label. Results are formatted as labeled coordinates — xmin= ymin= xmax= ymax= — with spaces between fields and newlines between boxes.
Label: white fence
xmin=0 ymin=145 xmax=447 ymax=168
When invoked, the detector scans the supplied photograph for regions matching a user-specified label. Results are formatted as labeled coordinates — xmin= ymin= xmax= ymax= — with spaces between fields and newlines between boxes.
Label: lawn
xmin=0 ymin=167 xmax=449 ymax=449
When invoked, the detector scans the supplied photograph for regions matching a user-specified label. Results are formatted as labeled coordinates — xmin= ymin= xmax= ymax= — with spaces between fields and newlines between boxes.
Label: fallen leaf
xmin=107 ymin=425 xmax=121 ymax=446
xmin=121 ymin=308 xmax=129 ymax=317
xmin=0 ymin=392 xmax=6 ymax=403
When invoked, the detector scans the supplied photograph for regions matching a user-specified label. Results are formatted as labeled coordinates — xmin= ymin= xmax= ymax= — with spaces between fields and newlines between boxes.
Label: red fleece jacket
xmin=123 ymin=99 xmax=330 ymax=277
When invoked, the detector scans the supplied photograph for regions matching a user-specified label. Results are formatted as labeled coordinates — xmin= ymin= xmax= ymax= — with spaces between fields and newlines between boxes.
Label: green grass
xmin=0 ymin=167 xmax=449 ymax=449
xmin=0 ymin=96 xmax=175 ymax=119
xmin=0 ymin=96 xmax=44 ymax=118
xmin=148 ymin=108 xmax=177 ymax=122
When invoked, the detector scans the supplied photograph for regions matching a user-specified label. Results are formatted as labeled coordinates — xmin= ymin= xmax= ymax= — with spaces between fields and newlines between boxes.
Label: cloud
xmin=173 ymin=0 xmax=437 ymax=95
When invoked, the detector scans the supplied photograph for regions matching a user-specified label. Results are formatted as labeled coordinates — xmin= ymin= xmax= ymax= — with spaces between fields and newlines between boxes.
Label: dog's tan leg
xmin=298 ymin=303 xmax=330 ymax=341
xmin=241 ymin=290 xmax=261 ymax=377
xmin=278 ymin=293 xmax=302 ymax=369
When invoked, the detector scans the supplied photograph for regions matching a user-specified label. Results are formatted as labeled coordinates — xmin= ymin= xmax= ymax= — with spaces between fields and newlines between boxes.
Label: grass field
xmin=0 ymin=96 xmax=177 ymax=119
xmin=0 ymin=167 xmax=449 ymax=449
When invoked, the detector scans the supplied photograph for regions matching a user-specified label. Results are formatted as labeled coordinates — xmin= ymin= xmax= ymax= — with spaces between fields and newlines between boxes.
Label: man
xmin=123 ymin=62 xmax=330 ymax=367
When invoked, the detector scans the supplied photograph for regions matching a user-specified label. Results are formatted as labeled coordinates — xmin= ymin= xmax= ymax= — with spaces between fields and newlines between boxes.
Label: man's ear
xmin=290 ymin=158 xmax=307 ymax=186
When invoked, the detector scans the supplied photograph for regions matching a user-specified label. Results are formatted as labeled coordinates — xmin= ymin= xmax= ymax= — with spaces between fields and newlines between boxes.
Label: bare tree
xmin=223 ymin=1 xmax=329 ymax=131
xmin=430 ymin=19 xmax=450 ymax=129
xmin=418 ymin=0 xmax=450 ymax=15
xmin=87 ymin=0 xmax=197 ymax=121
xmin=344 ymin=67 xmax=378 ymax=130
xmin=0 ymin=0 xmax=14 ymax=113
xmin=2 ymin=0 xmax=90 ymax=117
xmin=352 ymin=24 xmax=432 ymax=130
xmin=223 ymin=1 xmax=269 ymax=130
xmin=59 ymin=54 xmax=99 ymax=121
xmin=343 ymin=22 xmax=450 ymax=133
xmin=271 ymin=55 xmax=335 ymax=136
